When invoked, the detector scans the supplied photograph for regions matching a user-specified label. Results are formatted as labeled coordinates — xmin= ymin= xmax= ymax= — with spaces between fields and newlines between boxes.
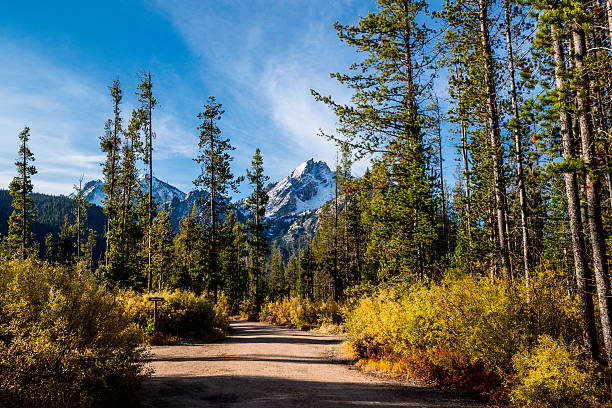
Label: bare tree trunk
xmin=607 ymin=0 xmax=612 ymax=43
xmin=479 ymin=0 xmax=512 ymax=279
xmin=22 ymin=136 xmax=26 ymax=260
xmin=572 ymin=20 xmax=612 ymax=365
xmin=107 ymin=89 xmax=121 ymax=268
xmin=147 ymin=72 xmax=153 ymax=293
xmin=209 ymin=117 xmax=216 ymax=301
xmin=77 ymin=177 xmax=82 ymax=260
xmin=461 ymin=123 xmax=471 ymax=238
xmin=434 ymin=96 xmax=447 ymax=250
xmin=334 ymin=159 xmax=339 ymax=300
xmin=504 ymin=0 xmax=530 ymax=286
xmin=552 ymin=31 xmax=599 ymax=360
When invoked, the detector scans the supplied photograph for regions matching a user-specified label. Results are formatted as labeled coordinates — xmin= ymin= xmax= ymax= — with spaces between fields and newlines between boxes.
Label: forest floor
xmin=139 ymin=320 xmax=487 ymax=408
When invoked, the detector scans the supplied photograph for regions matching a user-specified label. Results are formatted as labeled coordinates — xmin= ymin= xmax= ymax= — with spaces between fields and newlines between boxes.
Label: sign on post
xmin=148 ymin=297 xmax=165 ymax=329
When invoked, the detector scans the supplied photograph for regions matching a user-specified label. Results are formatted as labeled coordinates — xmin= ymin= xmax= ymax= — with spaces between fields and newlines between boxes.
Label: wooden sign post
xmin=148 ymin=297 xmax=164 ymax=329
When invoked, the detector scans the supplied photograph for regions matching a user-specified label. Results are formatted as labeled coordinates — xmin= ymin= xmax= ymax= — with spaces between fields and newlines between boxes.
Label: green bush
xmin=0 ymin=259 xmax=146 ymax=408
xmin=260 ymin=297 xmax=343 ymax=330
xmin=120 ymin=289 xmax=230 ymax=341
xmin=510 ymin=335 xmax=605 ymax=408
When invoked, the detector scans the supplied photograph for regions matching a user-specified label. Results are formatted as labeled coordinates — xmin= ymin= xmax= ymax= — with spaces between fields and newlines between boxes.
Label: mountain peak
xmin=291 ymin=158 xmax=314 ymax=178
xmin=290 ymin=159 xmax=332 ymax=180
xmin=265 ymin=159 xmax=335 ymax=218
xmin=80 ymin=175 xmax=187 ymax=207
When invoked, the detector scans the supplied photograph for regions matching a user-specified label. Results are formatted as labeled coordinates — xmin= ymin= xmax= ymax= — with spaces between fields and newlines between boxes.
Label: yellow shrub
xmin=260 ymin=297 xmax=344 ymax=330
xmin=118 ymin=289 xmax=230 ymax=341
xmin=0 ymin=259 xmax=146 ymax=407
xmin=510 ymin=336 xmax=605 ymax=408
xmin=344 ymin=273 xmax=587 ymax=404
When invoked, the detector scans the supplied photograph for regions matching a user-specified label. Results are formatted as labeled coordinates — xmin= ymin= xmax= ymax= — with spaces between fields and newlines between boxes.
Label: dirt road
xmin=140 ymin=320 xmax=485 ymax=408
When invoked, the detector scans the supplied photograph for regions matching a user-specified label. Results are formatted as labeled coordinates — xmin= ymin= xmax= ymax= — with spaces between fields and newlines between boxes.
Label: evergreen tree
xmin=56 ymin=215 xmax=73 ymax=266
xmin=83 ymin=229 xmax=96 ymax=273
xmin=312 ymin=0 xmax=438 ymax=281
xmin=100 ymin=80 xmax=123 ymax=268
xmin=118 ymin=109 xmax=145 ymax=285
xmin=5 ymin=126 xmax=37 ymax=259
xmin=219 ymin=206 xmax=248 ymax=312
xmin=193 ymin=96 xmax=241 ymax=300
xmin=136 ymin=72 xmax=157 ymax=292
xmin=44 ymin=232 xmax=54 ymax=263
xmin=150 ymin=209 xmax=173 ymax=290
xmin=72 ymin=176 xmax=89 ymax=261
xmin=172 ymin=204 xmax=206 ymax=293
xmin=245 ymin=148 xmax=270 ymax=311
xmin=268 ymin=246 xmax=287 ymax=300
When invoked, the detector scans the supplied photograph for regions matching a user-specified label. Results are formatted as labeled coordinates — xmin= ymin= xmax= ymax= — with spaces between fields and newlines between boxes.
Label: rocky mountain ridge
xmin=79 ymin=159 xmax=336 ymax=246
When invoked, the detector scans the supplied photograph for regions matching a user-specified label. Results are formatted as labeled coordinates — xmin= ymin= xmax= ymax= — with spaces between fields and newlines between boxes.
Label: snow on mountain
xmin=78 ymin=175 xmax=186 ymax=208
xmin=81 ymin=179 xmax=106 ymax=207
xmin=78 ymin=160 xmax=335 ymax=252
xmin=137 ymin=174 xmax=187 ymax=204
xmin=264 ymin=158 xmax=335 ymax=218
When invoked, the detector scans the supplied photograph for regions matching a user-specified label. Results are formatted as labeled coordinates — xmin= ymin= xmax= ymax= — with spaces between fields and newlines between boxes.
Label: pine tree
xmin=312 ymin=0 xmax=439 ymax=281
xmin=56 ymin=215 xmax=74 ymax=266
xmin=44 ymin=233 xmax=54 ymax=263
xmin=100 ymin=80 xmax=123 ymax=268
xmin=136 ymin=72 xmax=157 ymax=292
xmin=194 ymin=96 xmax=241 ymax=300
xmin=172 ymin=204 xmax=206 ymax=293
xmin=150 ymin=209 xmax=174 ymax=290
xmin=299 ymin=244 xmax=315 ymax=300
xmin=246 ymin=148 xmax=270 ymax=311
xmin=5 ymin=126 xmax=37 ymax=259
xmin=83 ymin=229 xmax=97 ymax=273
xmin=72 ymin=176 xmax=89 ymax=261
xmin=219 ymin=206 xmax=248 ymax=312
xmin=268 ymin=247 xmax=287 ymax=300
xmin=569 ymin=0 xmax=612 ymax=367
xmin=504 ymin=0 xmax=531 ymax=284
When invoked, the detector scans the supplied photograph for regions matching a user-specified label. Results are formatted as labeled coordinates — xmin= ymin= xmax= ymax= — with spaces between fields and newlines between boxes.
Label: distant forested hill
xmin=0 ymin=190 xmax=106 ymax=262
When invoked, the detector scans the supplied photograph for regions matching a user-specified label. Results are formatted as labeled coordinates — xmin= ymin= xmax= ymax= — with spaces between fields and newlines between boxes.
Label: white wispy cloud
xmin=150 ymin=0 xmax=366 ymax=185
xmin=0 ymin=43 xmax=109 ymax=194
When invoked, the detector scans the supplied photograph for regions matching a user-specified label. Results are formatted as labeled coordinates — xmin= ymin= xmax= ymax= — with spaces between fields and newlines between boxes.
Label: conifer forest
xmin=3 ymin=0 xmax=612 ymax=406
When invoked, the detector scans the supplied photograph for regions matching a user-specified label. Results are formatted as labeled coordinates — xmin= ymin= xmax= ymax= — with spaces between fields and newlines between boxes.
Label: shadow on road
xmin=141 ymin=375 xmax=481 ymax=408
xmin=227 ymin=321 xmax=342 ymax=346
xmin=151 ymin=354 xmax=340 ymax=365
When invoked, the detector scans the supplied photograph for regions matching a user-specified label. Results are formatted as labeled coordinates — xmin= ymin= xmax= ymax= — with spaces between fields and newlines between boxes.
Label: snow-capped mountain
xmin=79 ymin=159 xmax=335 ymax=252
xmin=264 ymin=159 xmax=335 ymax=218
xmin=80 ymin=180 xmax=106 ymax=207
xmin=77 ymin=175 xmax=186 ymax=208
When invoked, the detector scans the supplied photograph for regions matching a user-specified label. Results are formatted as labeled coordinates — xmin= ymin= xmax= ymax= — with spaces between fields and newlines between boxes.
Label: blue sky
xmin=0 ymin=0 xmax=455 ymax=197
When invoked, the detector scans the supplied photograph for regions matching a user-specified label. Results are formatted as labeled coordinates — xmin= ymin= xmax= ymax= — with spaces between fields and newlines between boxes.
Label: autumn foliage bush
xmin=119 ymin=289 xmax=230 ymax=342
xmin=509 ymin=335 xmax=606 ymax=408
xmin=344 ymin=272 xmax=605 ymax=406
xmin=0 ymin=259 xmax=147 ymax=408
xmin=260 ymin=297 xmax=344 ymax=330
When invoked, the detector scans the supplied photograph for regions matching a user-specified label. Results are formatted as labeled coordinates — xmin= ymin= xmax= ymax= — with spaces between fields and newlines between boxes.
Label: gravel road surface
xmin=140 ymin=320 xmax=486 ymax=408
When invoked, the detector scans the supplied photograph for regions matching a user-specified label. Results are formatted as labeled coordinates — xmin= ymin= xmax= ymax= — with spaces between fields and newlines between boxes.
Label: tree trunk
xmin=209 ymin=117 xmax=216 ymax=302
xmin=461 ymin=123 xmax=471 ymax=238
xmin=504 ymin=0 xmax=530 ymax=285
xmin=147 ymin=73 xmax=153 ymax=293
xmin=434 ymin=97 xmax=447 ymax=250
xmin=552 ymin=31 xmax=599 ymax=360
xmin=572 ymin=19 xmax=612 ymax=365
xmin=479 ymin=0 xmax=512 ymax=279
xmin=22 ymin=136 xmax=26 ymax=260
